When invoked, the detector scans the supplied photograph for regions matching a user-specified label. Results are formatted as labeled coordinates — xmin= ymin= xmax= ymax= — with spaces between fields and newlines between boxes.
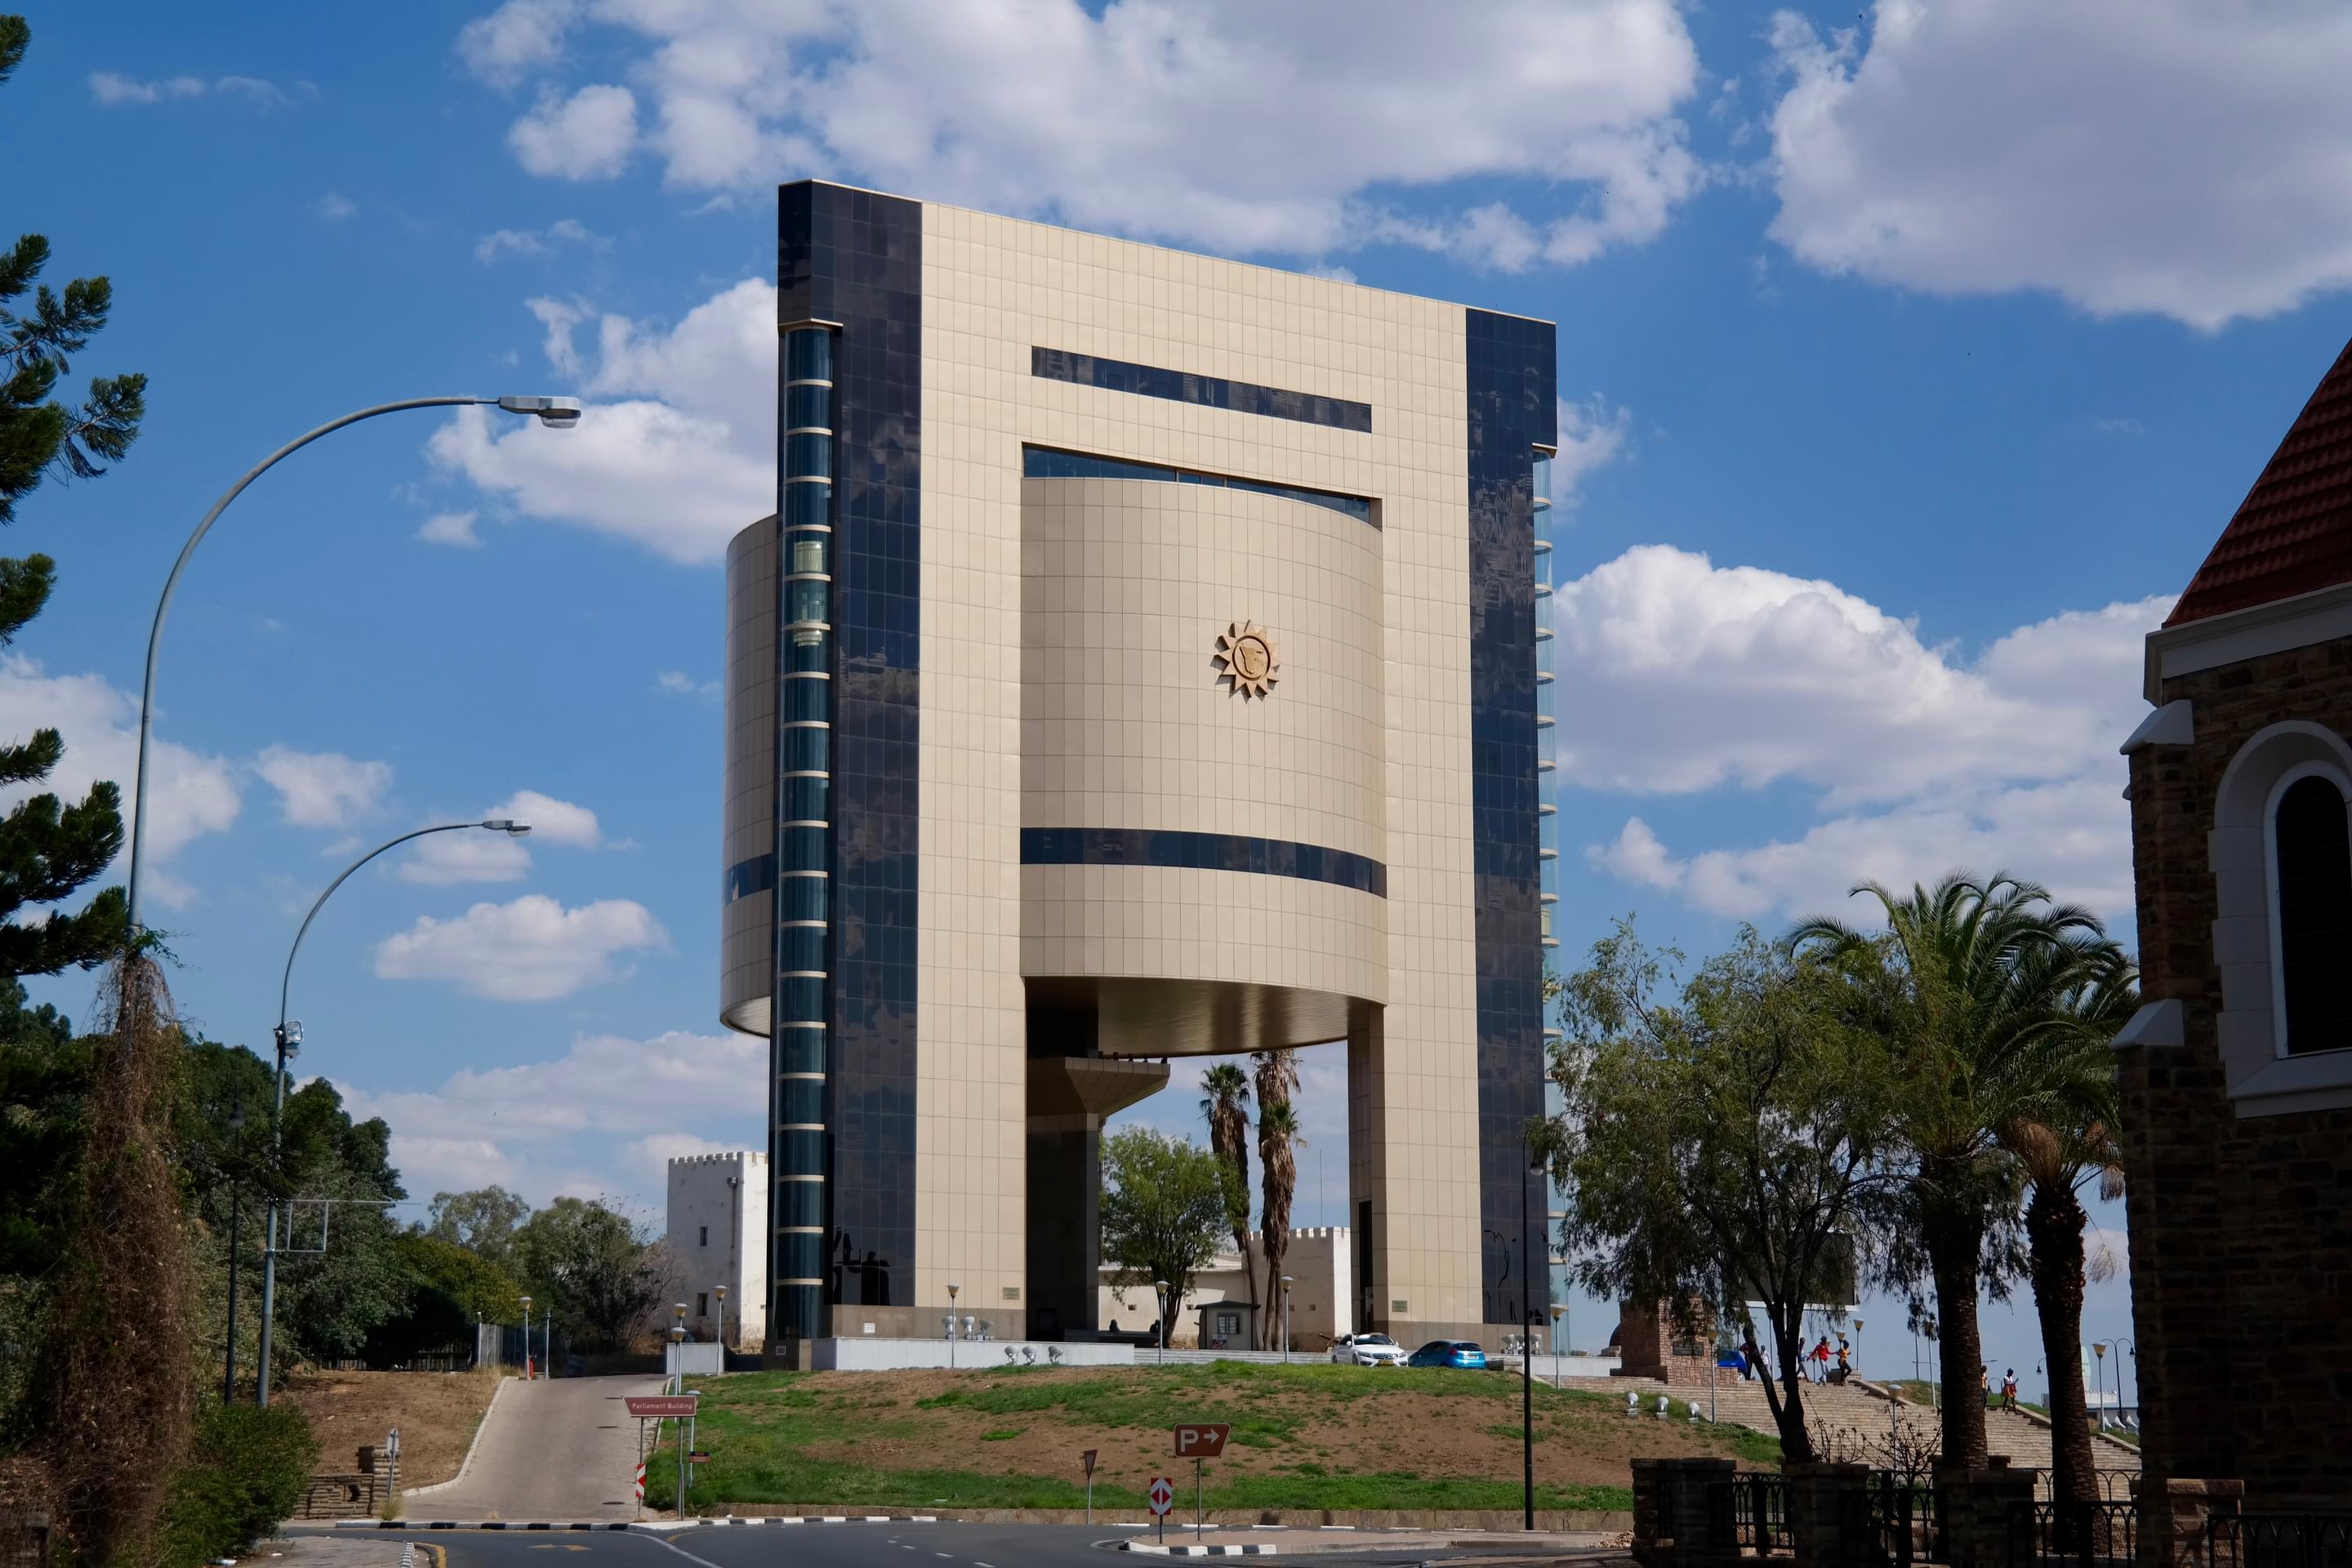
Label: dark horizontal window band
xmin=1022 ymin=445 xmax=1374 ymax=527
xmin=1032 ymin=346 xmax=1372 ymax=434
xmin=1022 ymin=826 xmax=1385 ymax=898
xmin=725 ymin=853 xmax=775 ymax=904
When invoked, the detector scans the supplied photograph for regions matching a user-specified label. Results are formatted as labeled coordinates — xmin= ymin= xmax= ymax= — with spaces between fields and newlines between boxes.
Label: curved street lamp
xmin=255 ymin=818 xmax=532 ymax=1406
xmin=123 ymin=394 xmax=580 ymax=933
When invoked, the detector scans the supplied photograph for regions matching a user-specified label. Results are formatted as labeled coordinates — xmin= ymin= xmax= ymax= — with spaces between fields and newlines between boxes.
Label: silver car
xmin=1330 ymin=1332 xmax=1406 ymax=1367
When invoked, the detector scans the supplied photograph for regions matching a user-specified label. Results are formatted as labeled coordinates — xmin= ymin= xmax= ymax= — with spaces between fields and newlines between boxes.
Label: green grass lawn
xmin=641 ymin=1361 xmax=1739 ymax=1513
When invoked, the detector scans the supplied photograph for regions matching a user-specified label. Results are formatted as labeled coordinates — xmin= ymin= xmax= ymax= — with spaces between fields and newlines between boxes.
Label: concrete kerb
xmin=650 ymin=1508 xmax=1633 ymax=1530
xmin=398 ymin=1375 xmax=513 ymax=1503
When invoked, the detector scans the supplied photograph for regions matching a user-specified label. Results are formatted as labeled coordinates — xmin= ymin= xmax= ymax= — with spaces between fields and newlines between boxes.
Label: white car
xmin=1330 ymin=1333 xmax=1406 ymax=1367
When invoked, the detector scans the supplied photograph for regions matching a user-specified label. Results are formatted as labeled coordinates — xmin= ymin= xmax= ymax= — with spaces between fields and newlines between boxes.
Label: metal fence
xmin=2207 ymin=1514 xmax=2352 ymax=1568
xmin=1864 ymin=1472 xmax=1939 ymax=1568
xmin=2008 ymin=1500 xmax=2137 ymax=1568
xmin=1726 ymin=1472 xmax=1793 ymax=1555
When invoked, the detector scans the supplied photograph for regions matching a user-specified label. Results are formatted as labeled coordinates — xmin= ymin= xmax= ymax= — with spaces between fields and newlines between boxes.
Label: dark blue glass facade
xmin=1465 ymin=308 xmax=1555 ymax=1332
xmin=777 ymin=180 xmax=922 ymax=1333
xmin=1021 ymin=827 xmax=1387 ymax=898
xmin=1031 ymin=346 xmax=1373 ymax=433
xmin=1022 ymin=445 xmax=1375 ymax=525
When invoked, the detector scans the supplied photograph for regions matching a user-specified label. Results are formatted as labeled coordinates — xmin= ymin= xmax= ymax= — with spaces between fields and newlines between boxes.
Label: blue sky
xmin=16 ymin=0 xmax=2350 ymax=1394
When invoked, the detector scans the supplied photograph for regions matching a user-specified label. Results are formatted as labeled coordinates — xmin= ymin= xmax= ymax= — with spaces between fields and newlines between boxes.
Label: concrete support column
xmin=1025 ymin=1118 xmax=1100 ymax=1339
xmin=1346 ymin=1005 xmax=1389 ymax=1335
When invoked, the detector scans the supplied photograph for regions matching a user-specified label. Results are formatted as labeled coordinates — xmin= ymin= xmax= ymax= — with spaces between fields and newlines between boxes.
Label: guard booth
xmin=1192 ymin=1301 xmax=1258 ymax=1351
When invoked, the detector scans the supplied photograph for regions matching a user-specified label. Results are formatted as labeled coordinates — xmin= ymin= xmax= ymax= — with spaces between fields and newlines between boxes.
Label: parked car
xmin=1407 ymin=1340 xmax=1487 ymax=1370
xmin=1330 ymin=1333 xmax=1406 ymax=1367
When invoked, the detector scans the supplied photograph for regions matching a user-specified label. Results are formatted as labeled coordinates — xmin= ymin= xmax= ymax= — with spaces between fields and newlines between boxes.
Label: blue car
xmin=1407 ymin=1339 xmax=1487 ymax=1370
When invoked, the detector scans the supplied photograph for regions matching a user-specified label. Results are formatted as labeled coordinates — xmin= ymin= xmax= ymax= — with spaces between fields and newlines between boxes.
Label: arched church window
xmin=2272 ymin=771 xmax=2352 ymax=1055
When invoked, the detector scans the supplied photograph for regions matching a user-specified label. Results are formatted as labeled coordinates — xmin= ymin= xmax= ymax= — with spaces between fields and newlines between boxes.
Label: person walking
xmin=1835 ymin=1336 xmax=1852 ymax=1385
xmin=2001 ymin=1368 xmax=2019 ymax=1409
xmin=1812 ymin=1337 xmax=1833 ymax=1384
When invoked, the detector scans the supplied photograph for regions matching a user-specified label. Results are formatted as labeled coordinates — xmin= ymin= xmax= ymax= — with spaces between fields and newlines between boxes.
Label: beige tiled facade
xmin=724 ymin=182 xmax=1553 ymax=1352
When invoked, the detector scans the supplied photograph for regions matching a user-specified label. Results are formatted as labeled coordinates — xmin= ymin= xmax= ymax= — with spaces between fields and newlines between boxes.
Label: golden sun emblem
xmin=1214 ymin=621 xmax=1280 ymax=698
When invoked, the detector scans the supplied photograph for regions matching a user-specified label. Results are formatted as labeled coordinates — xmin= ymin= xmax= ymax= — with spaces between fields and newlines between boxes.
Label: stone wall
xmin=1616 ymin=1299 xmax=1736 ymax=1388
xmin=2123 ymin=640 xmax=2352 ymax=1512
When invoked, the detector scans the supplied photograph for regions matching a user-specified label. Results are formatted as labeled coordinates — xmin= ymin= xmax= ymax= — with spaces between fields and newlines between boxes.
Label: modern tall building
xmin=722 ymin=180 xmax=1559 ymax=1358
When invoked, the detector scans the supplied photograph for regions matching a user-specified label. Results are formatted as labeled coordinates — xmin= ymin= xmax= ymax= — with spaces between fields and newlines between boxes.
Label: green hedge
xmin=154 ymin=1401 xmax=318 ymax=1568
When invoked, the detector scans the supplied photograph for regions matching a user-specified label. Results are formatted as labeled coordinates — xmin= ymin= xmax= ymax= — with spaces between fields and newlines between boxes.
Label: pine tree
xmin=2 ymin=20 xmax=147 ymax=527
xmin=0 ymin=16 xmax=143 ymax=976
xmin=0 ymin=555 xmax=127 ymax=974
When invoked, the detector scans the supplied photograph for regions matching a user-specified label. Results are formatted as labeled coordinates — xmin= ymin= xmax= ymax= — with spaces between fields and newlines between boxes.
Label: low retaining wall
xmin=811 ymin=1339 xmax=1137 ymax=1370
xmin=690 ymin=1506 xmax=1633 ymax=1530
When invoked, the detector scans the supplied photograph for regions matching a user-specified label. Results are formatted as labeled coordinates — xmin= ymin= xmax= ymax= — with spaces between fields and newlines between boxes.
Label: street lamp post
xmin=1549 ymin=1303 xmax=1566 ymax=1390
xmin=947 ymin=1282 xmax=960 ymax=1370
xmin=2092 ymin=1342 xmax=2109 ymax=1432
xmin=1155 ymin=1279 xmax=1170 ymax=1365
xmin=519 ymin=1296 xmax=533 ymax=1381
xmin=715 ymin=1285 xmax=728 ymax=1356
xmin=1280 ymin=1276 xmax=1294 ymax=1364
xmin=254 ymin=819 xmax=532 ymax=1407
xmin=122 ymin=394 xmax=578 ymax=936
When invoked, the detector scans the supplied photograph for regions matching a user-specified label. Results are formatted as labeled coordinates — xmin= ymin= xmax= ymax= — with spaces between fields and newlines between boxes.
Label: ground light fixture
xmin=253 ymin=818 xmax=537 ymax=1407
xmin=123 ymin=394 xmax=579 ymax=933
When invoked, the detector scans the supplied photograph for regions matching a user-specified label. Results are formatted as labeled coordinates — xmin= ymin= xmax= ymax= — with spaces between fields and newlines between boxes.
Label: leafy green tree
xmin=1098 ymin=1126 xmax=1239 ymax=1348
xmin=365 ymin=1232 xmax=523 ymax=1364
xmin=2 ymin=19 xmax=147 ymax=528
xmin=2002 ymin=946 xmax=2135 ymax=1513
xmin=1539 ymin=922 xmax=1905 ymax=1462
xmin=423 ymin=1185 xmax=532 ymax=1273
xmin=513 ymin=1196 xmax=670 ymax=1351
xmin=1788 ymin=871 xmax=2115 ymax=1469
xmin=1250 ymin=1048 xmax=1301 ymax=1346
xmin=1199 ymin=1062 xmax=1252 ymax=1292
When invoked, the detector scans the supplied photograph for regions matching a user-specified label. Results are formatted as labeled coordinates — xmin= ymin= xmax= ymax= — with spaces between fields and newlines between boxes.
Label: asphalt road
xmin=283 ymin=1520 xmax=1603 ymax=1568
xmin=409 ymin=1375 xmax=666 ymax=1522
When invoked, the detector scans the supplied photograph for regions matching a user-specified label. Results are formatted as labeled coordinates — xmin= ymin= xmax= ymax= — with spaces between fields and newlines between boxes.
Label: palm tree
xmin=1252 ymin=1049 xmax=1303 ymax=1345
xmin=1200 ymin=1062 xmax=1254 ymax=1288
xmin=2002 ymin=944 xmax=2135 ymax=1515
xmin=1788 ymin=871 xmax=2109 ymax=1469
xmin=1257 ymin=1100 xmax=1304 ymax=1350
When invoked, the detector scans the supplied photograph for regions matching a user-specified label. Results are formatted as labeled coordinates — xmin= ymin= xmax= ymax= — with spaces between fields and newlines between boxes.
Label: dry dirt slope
xmin=275 ymin=1368 xmax=501 ymax=1486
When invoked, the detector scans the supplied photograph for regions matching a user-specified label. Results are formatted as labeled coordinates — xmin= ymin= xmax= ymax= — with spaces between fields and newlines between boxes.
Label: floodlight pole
xmin=256 ymin=819 xmax=532 ymax=1407
xmin=122 ymin=395 xmax=577 ymax=937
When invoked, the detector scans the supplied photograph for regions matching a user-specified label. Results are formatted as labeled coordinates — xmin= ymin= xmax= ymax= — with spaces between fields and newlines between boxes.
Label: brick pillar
xmin=1940 ymin=1462 xmax=2038 ymax=1568
xmin=2133 ymin=1476 xmax=2243 ymax=1568
xmin=1630 ymin=1459 xmax=1667 ymax=1567
xmin=1659 ymin=1458 xmax=1736 ymax=1563
xmin=1788 ymin=1462 xmax=1874 ymax=1568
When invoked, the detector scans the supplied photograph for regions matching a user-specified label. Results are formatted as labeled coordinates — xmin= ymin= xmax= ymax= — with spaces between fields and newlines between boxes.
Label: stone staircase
xmin=1688 ymin=1376 xmax=2141 ymax=1495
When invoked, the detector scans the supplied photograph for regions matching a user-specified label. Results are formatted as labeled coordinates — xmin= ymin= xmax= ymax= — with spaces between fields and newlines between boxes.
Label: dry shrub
xmin=47 ymin=951 xmax=195 ymax=1563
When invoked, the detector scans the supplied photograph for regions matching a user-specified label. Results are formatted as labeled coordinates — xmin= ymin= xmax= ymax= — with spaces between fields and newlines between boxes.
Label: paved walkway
xmin=399 ymin=1374 xmax=666 ymax=1522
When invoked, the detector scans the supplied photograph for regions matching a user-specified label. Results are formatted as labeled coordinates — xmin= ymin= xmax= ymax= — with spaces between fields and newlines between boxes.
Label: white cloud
xmin=456 ymin=0 xmax=581 ymax=88
xmin=313 ymin=190 xmax=358 ymax=221
xmin=87 ymin=72 xmax=207 ymax=105
xmin=1561 ymin=545 xmax=2168 ymax=926
xmin=0 ymin=654 xmax=241 ymax=906
xmin=427 ymin=278 xmax=773 ymax=564
xmin=337 ymin=1026 xmax=761 ymax=1205
xmin=1552 ymin=394 xmax=1633 ymax=510
xmin=215 ymin=75 xmax=291 ymax=108
xmin=252 ymin=744 xmax=394 ymax=830
xmin=474 ymin=216 xmax=609 ymax=264
xmin=88 ymin=72 xmax=292 ymax=109
xmin=395 ymin=789 xmax=603 ymax=884
xmin=1765 ymin=1 xmax=2352 ymax=330
xmin=457 ymin=0 xmax=1701 ymax=269
xmin=417 ymin=510 xmax=481 ymax=546
xmin=509 ymin=83 xmax=639 ymax=180
xmin=372 ymin=893 xmax=667 ymax=1000
xmin=655 ymin=670 xmax=719 ymax=699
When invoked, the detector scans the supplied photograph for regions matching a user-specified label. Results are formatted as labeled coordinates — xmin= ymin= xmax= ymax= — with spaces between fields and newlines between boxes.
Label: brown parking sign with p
xmin=1173 ymin=1423 xmax=1230 ymax=1459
